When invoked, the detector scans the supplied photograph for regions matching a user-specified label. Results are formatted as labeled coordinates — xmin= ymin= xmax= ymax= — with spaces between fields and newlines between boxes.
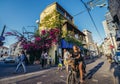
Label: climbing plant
xmin=39 ymin=10 xmax=83 ymax=47
xmin=40 ymin=10 xmax=65 ymax=28
xmin=65 ymin=36 xmax=83 ymax=46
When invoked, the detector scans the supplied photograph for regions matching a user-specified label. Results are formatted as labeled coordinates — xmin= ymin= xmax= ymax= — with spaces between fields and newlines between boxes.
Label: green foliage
xmin=65 ymin=36 xmax=83 ymax=46
xmin=62 ymin=29 xmax=67 ymax=38
xmin=34 ymin=29 xmax=40 ymax=36
xmin=40 ymin=10 xmax=65 ymax=28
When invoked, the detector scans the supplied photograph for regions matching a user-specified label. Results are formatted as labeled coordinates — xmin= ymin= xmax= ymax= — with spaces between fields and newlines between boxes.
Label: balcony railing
xmin=82 ymin=40 xmax=86 ymax=45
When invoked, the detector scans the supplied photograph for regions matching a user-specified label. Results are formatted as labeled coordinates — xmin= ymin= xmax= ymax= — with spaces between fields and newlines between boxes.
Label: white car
xmin=4 ymin=56 xmax=15 ymax=63
xmin=0 ymin=57 xmax=5 ymax=61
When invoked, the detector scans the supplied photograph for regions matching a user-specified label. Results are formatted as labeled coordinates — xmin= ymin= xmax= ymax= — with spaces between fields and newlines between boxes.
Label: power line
xmin=73 ymin=9 xmax=87 ymax=17
xmin=80 ymin=0 xmax=103 ymax=41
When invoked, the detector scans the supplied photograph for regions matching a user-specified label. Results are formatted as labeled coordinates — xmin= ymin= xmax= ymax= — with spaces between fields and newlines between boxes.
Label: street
xmin=0 ymin=0 xmax=120 ymax=84
xmin=0 ymin=56 xmax=119 ymax=84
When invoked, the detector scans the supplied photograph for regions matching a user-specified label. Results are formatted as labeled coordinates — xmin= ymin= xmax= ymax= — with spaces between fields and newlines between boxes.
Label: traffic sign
xmin=0 ymin=36 xmax=5 ymax=41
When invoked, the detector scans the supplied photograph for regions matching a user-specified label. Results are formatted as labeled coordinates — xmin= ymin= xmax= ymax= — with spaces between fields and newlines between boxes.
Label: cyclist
xmin=63 ymin=49 xmax=70 ymax=73
xmin=72 ymin=45 xmax=84 ymax=83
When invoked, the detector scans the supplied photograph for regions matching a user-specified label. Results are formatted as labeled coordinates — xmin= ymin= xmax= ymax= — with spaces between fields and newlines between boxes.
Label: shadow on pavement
xmin=85 ymin=62 xmax=104 ymax=79
xmin=0 ymin=63 xmax=56 ymax=79
xmin=110 ymin=62 xmax=120 ymax=84
xmin=85 ymin=57 xmax=100 ymax=65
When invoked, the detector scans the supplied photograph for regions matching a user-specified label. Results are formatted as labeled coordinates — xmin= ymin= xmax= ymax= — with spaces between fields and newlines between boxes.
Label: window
xmin=113 ymin=15 xmax=119 ymax=25
xmin=57 ymin=7 xmax=64 ymax=16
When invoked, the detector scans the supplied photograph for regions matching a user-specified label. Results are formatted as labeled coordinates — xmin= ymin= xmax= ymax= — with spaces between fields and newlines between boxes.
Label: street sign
xmin=0 ymin=36 xmax=5 ymax=41
xmin=0 ymin=41 xmax=3 ymax=46
xmin=110 ymin=44 xmax=114 ymax=49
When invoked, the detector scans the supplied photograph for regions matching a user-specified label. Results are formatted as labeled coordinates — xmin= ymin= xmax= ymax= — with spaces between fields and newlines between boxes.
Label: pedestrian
xmin=14 ymin=50 xmax=27 ymax=73
xmin=58 ymin=56 xmax=63 ymax=71
xmin=63 ymin=49 xmax=70 ymax=73
xmin=44 ymin=51 xmax=48 ymax=68
xmin=49 ymin=55 xmax=52 ymax=67
xmin=41 ymin=51 xmax=45 ymax=68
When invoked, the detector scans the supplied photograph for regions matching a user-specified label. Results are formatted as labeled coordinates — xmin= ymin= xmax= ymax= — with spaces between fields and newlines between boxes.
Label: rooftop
xmin=44 ymin=2 xmax=73 ymax=19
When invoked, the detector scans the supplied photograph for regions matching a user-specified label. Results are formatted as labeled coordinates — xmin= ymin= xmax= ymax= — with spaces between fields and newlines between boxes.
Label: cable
xmin=73 ymin=9 xmax=87 ymax=17
xmin=80 ymin=0 xmax=103 ymax=41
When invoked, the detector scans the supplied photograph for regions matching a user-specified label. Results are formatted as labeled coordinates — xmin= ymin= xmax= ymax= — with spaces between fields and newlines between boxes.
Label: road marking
xmin=42 ymin=75 xmax=47 ymax=77
xmin=37 ymin=82 xmax=42 ymax=84
xmin=92 ymin=79 xmax=98 ymax=82
xmin=60 ymin=75 xmax=64 ymax=78
xmin=103 ymin=74 xmax=108 ymax=77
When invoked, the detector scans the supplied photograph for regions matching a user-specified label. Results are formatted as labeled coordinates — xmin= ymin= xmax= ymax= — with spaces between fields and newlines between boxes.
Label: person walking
xmin=44 ymin=51 xmax=48 ymax=68
xmin=63 ymin=49 xmax=70 ymax=73
xmin=14 ymin=50 xmax=27 ymax=73
xmin=49 ymin=55 xmax=52 ymax=67
xmin=41 ymin=51 xmax=45 ymax=68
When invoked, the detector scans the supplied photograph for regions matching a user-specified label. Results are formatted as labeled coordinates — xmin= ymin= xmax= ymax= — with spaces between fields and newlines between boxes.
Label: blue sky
xmin=0 ymin=0 xmax=108 ymax=47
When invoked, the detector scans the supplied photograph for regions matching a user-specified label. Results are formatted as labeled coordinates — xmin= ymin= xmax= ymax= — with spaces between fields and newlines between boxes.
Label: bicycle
xmin=66 ymin=58 xmax=80 ymax=84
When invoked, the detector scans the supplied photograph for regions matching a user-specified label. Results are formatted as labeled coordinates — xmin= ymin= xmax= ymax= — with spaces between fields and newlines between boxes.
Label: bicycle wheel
xmin=67 ymin=71 xmax=77 ymax=84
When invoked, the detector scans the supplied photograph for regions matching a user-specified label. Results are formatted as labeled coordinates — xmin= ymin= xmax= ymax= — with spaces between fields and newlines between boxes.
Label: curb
xmin=0 ymin=67 xmax=57 ymax=84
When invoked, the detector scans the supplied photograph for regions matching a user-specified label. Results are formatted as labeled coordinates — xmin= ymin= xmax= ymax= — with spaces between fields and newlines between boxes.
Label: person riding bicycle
xmin=72 ymin=45 xmax=84 ymax=83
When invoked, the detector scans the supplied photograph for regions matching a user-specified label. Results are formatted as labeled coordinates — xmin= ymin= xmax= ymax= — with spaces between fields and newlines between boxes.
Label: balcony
xmin=82 ymin=40 xmax=86 ymax=45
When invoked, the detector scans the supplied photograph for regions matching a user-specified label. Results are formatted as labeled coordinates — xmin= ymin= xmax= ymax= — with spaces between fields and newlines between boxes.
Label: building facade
xmin=108 ymin=0 xmax=120 ymax=50
xmin=102 ymin=12 xmax=118 ymax=54
xmin=9 ymin=42 xmax=22 ymax=56
xmin=83 ymin=29 xmax=98 ymax=56
xmin=39 ymin=2 xmax=86 ymax=64
xmin=0 ymin=46 xmax=8 ymax=57
xmin=102 ymin=38 xmax=112 ymax=55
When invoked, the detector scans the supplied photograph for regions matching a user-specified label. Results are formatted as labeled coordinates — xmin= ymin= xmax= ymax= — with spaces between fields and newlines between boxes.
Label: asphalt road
xmin=15 ymin=56 xmax=116 ymax=84
xmin=0 ymin=56 xmax=120 ymax=84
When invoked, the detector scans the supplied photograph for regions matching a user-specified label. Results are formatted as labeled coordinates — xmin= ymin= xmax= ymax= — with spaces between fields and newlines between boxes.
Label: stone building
xmin=0 ymin=46 xmax=8 ymax=57
xmin=83 ymin=29 xmax=98 ymax=56
xmin=39 ymin=2 xmax=86 ymax=64
xmin=108 ymin=0 xmax=120 ymax=51
xmin=102 ymin=12 xmax=118 ymax=54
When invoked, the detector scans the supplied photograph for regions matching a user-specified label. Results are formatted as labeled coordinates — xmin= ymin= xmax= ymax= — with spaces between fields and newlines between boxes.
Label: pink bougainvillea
xmin=5 ymin=28 xmax=60 ymax=51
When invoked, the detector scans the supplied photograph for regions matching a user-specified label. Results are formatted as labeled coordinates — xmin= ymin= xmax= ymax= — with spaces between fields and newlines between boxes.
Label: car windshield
xmin=116 ymin=52 xmax=120 ymax=56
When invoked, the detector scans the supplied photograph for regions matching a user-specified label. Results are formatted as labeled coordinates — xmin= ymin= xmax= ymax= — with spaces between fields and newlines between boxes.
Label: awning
xmin=60 ymin=39 xmax=73 ymax=48
xmin=60 ymin=39 xmax=84 ymax=50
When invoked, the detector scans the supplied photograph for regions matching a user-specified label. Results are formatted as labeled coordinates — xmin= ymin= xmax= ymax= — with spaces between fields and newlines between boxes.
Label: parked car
xmin=0 ymin=57 xmax=5 ymax=61
xmin=4 ymin=56 xmax=15 ymax=63
xmin=114 ymin=52 xmax=120 ymax=64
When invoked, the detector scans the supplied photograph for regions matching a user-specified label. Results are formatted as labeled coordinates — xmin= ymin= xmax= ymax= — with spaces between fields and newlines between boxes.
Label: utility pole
xmin=0 ymin=25 xmax=6 ymax=46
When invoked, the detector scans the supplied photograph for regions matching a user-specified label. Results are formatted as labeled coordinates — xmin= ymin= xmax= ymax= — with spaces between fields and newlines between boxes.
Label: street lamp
xmin=36 ymin=20 xmax=40 ymax=24
xmin=87 ymin=0 xmax=107 ymax=10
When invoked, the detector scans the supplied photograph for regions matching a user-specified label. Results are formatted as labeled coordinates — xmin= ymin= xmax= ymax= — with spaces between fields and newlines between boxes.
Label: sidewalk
xmin=0 ymin=58 xmax=95 ymax=78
